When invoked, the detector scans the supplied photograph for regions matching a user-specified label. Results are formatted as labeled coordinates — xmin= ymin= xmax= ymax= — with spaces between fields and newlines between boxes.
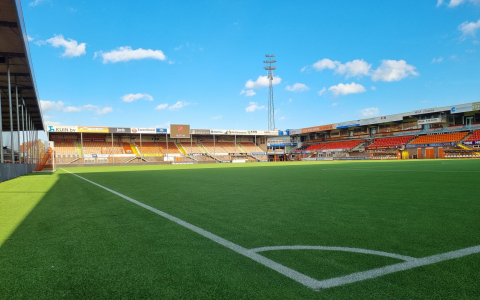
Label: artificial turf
xmin=0 ymin=160 xmax=479 ymax=299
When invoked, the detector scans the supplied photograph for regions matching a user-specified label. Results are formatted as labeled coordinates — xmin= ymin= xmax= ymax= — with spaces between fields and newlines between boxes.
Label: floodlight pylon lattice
xmin=264 ymin=54 xmax=276 ymax=131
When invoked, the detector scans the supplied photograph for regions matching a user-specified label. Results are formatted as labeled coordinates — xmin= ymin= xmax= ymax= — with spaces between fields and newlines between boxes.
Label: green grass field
xmin=1 ymin=160 xmax=480 ymax=299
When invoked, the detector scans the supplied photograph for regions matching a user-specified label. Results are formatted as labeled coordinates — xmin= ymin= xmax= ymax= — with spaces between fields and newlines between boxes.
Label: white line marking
xmin=250 ymin=246 xmax=415 ymax=261
xmin=59 ymin=168 xmax=319 ymax=289
xmin=60 ymin=168 xmax=480 ymax=291
xmin=313 ymin=245 xmax=480 ymax=290
xmin=322 ymin=168 xmax=480 ymax=173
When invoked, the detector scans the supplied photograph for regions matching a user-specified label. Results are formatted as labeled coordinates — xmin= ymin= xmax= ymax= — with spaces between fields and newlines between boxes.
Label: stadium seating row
xmin=465 ymin=130 xmax=480 ymax=142
xmin=367 ymin=135 xmax=415 ymax=149
xmin=408 ymin=132 xmax=468 ymax=145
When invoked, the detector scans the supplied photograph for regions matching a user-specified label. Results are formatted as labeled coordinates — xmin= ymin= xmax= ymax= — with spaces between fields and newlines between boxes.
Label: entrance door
xmin=466 ymin=117 xmax=473 ymax=126
xmin=426 ymin=148 xmax=434 ymax=159
xmin=417 ymin=148 xmax=422 ymax=159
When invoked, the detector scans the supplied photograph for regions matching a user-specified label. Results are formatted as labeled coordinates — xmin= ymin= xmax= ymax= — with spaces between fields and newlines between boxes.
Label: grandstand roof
xmin=0 ymin=0 xmax=44 ymax=131
xmin=289 ymin=101 xmax=480 ymax=135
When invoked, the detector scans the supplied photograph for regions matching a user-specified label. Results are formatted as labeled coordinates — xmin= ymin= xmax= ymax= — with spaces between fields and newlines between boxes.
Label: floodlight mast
xmin=264 ymin=54 xmax=276 ymax=131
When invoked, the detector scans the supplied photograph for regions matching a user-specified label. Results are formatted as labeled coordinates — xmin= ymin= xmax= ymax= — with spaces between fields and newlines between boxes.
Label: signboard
xmin=156 ymin=128 xmax=167 ymax=134
xmin=413 ymin=108 xmax=436 ymax=115
xmin=191 ymin=129 xmax=210 ymax=135
xmin=289 ymin=129 xmax=302 ymax=135
xmin=333 ymin=156 xmax=371 ymax=160
xmin=131 ymin=128 xmax=156 ymax=134
xmin=472 ymin=102 xmax=480 ymax=111
xmin=78 ymin=126 xmax=109 ymax=133
xmin=109 ymin=127 xmax=131 ymax=133
xmin=170 ymin=124 xmax=190 ymax=138
xmin=209 ymin=129 xmax=279 ymax=135
xmin=301 ymin=124 xmax=335 ymax=133
xmin=267 ymin=143 xmax=297 ymax=147
xmin=451 ymin=104 xmax=472 ymax=114
xmin=417 ymin=117 xmax=447 ymax=125
xmin=365 ymin=146 xmax=399 ymax=150
xmin=336 ymin=120 xmax=360 ymax=129
xmin=47 ymin=125 xmax=78 ymax=133
xmin=464 ymin=141 xmax=480 ymax=145
xmin=406 ymin=142 xmax=455 ymax=148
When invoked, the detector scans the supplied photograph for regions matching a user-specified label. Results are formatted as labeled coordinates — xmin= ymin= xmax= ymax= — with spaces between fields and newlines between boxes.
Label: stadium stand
xmin=200 ymin=142 xmax=218 ymax=153
xmin=408 ymin=132 xmax=469 ymax=145
xmin=181 ymin=142 xmax=204 ymax=154
xmin=136 ymin=142 xmax=161 ymax=154
xmin=367 ymin=135 xmax=415 ymax=149
xmin=158 ymin=142 xmax=181 ymax=154
xmin=304 ymin=143 xmax=327 ymax=151
xmin=321 ymin=140 xmax=362 ymax=151
xmin=216 ymin=142 xmax=244 ymax=153
xmin=465 ymin=130 xmax=480 ymax=142
xmin=53 ymin=141 xmax=77 ymax=155
xmin=239 ymin=142 xmax=264 ymax=153
xmin=82 ymin=142 xmax=125 ymax=154
xmin=294 ymin=145 xmax=309 ymax=152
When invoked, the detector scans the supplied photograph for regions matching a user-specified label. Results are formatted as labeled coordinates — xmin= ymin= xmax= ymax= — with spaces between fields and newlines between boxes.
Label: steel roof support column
xmin=15 ymin=76 xmax=21 ymax=163
xmin=0 ymin=88 xmax=3 ymax=163
xmin=21 ymin=100 xmax=26 ymax=163
xmin=7 ymin=57 xmax=14 ymax=164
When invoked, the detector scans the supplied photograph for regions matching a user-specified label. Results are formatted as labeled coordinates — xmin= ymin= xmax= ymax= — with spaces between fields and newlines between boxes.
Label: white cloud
xmin=288 ymin=98 xmax=292 ymax=102
xmin=328 ymin=82 xmax=366 ymax=97
xmin=371 ymin=60 xmax=419 ymax=82
xmin=317 ymin=87 xmax=327 ymax=96
xmin=95 ymin=46 xmax=166 ymax=63
xmin=331 ymin=102 xmax=338 ymax=107
xmin=300 ymin=66 xmax=308 ymax=72
xmin=451 ymin=55 xmax=458 ymax=60
xmin=371 ymin=86 xmax=377 ymax=90
xmin=212 ymin=115 xmax=222 ymax=120
xmin=245 ymin=76 xmax=282 ymax=89
xmin=474 ymin=40 xmax=480 ymax=44
xmin=277 ymin=116 xmax=286 ymax=121
xmin=240 ymin=89 xmax=256 ymax=96
xmin=169 ymin=101 xmax=189 ymax=110
xmin=311 ymin=58 xmax=418 ymax=82
xmin=63 ymin=106 xmax=83 ymax=112
xmin=29 ymin=0 xmax=44 ymax=6
xmin=97 ymin=107 xmax=112 ymax=115
xmin=62 ymin=104 xmax=112 ymax=115
xmin=155 ymin=103 xmax=168 ymax=110
xmin=27 ymin=35 xmax=34 ymax=42
xmin=459 ymin=19 xmax=480 ymax=38
xmin=41 ymin=35 xmax=86 ymax=57
xmin=335 ymin=59 xmax=371 ymax=78
xmin=360 ymin=107 xmax=380 ymax=117
xmin=285 ymin=83 xmax=309 ymax=92
xmin=312 ymin=58 xmax=338 ymax=71
xmin=121 ymin=93 xmax=154 ymax=102
xmin=40 ymin=100 xmax=64 ymax=112
xmin=245 ymin=102 xmax=266 ymax=112
xmin=440 ymin=0 xmax=480 ymax=7
xmin=431 ymin=57 xmax=444 ymax=63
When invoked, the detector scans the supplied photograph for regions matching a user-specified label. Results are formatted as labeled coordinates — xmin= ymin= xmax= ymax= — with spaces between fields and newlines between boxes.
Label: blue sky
xmin=23 ymin=0 xmax=480 ymax=138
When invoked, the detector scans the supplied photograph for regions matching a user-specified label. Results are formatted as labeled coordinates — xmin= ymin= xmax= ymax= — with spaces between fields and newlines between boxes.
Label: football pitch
xmin=1 ymin=160 xmax=479 ymax=299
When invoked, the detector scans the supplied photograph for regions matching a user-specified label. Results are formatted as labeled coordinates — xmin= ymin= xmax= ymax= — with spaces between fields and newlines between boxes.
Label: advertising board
xmin=47 ymin=125 xmax=78 ymax=133
xmin=473 ymin=102 xmax=480 ymax=111
xmin=191 ymin=129 xmax=210 ymax=135
xmin=417 ymin=118 xmax=447 ymax=125
xmin=170 ymin=124 xmax=191 ymax=138
xmin=78 ymin=126 xmax=109 ymax=133
xmin=109 ymin=127 xmax=131 ymax=133
xmin=131 ymin=128 xmax=156 ymax=134
xmin=301 ymin=124 xmax=335 ymax=133
xmin=450 ymin=104 xmax=472 ymax=114
xmin=209 ymin=129 xmax=279 ymax=135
